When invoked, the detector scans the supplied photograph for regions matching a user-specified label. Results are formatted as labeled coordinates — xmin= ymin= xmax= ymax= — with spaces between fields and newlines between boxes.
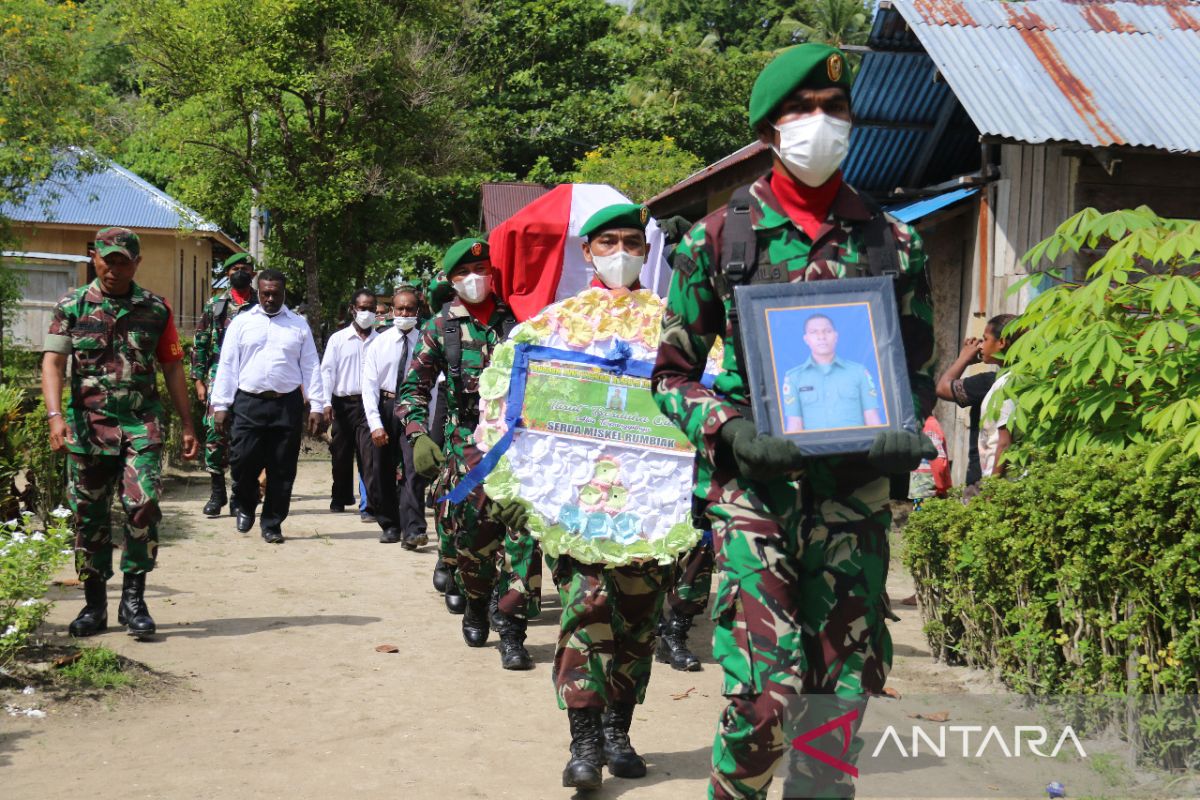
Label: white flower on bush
xmin=19 ymin=599 xmax=38 ymax=607
xmin=30 ymin=532 xmax=45 ymax=542
xmin=10 ymin=532 xmax=26 ymax=543
xmin=3 ymin=519 xmax=18 ymax=528
xmin=2 ymin=625 xmax=18 ymax=638
xmin=50 ymin=507 xmax=72 ymax=520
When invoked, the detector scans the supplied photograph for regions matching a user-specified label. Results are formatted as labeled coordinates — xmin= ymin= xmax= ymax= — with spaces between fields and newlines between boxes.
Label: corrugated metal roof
xmin=892 ymin=0 xmax=1200 ymax=152
xmin=646 ymin=142 xmax=770 ymax=209
xmin=481 ymin=182 xmax=551 ymax=231
xmin=0 ymin=151 xmax=226 ymax=232
xmin=884 ymin=187 xmax=979 ymax=222
xmin=2 ymin=250 xmax=91 ymax=263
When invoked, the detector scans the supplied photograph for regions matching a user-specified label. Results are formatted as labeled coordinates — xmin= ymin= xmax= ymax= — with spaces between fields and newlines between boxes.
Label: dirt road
xmin=3 ymin=460 xmax=995 ymax=799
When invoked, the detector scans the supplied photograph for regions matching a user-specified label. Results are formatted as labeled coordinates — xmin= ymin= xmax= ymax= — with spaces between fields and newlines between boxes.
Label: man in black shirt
xmin=935 ymin=313 xmax=1018 ymax=487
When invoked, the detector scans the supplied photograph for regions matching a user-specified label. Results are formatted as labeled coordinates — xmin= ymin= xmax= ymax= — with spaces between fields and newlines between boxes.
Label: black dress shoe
xmin=329 ymin=501 xmax=346 ymax=513
xmin=236 ymin=509 xmax=254 ymax=533
xmin=401 ymin=531 xmax=428 ymax=551
xmin=262 ymin=529 xmax=284 ymax=544
xmin=379 ymin=528 xmax=402 ymax=544
xmin=360 ymin=512 xmax=377 ymax=524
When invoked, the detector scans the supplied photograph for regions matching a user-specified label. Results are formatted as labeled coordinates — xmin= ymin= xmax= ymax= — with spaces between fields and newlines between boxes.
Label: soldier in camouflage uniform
xmin=658 ymin=497 xmax=714 ymax=672
xmin=651 ymin=44 xmax=936 ymax=799
xmin=191 ymin=252 xmax=257 ymax=517
xmin=42 ymin=227 xmax=200 ymax=640
xmin=397 ymin=238 xmax=539 ymax=670
xmin=548 ymin=203 xmax=674 ymax=791
xmin=422 ymin=271 xmax=464 ymax=614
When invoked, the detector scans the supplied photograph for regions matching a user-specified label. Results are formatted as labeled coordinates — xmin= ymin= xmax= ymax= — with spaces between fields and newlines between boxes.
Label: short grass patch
xmin=58 ymin=646 xmax=133 ymax=690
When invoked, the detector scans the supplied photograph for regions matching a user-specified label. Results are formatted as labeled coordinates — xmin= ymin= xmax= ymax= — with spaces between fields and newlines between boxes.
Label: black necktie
xmin=394 ymin=331 xmax=410 ymax=396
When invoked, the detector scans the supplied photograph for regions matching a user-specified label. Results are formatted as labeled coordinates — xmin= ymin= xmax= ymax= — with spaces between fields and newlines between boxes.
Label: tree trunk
xmin=303 ymin=224 xmax=324 ymax=348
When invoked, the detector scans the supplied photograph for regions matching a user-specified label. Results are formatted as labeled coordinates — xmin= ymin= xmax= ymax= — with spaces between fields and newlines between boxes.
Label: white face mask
xmin=394 ymin=315 xmax=418 ymax=331
xmin=354 ymin=309 xmax=376 ymax=329
xmin=453 ymin=273 xmax=492 ymax=305
xmin=772 ymin=113 xmax=851 ymax=187
xmin=591 ymin=250 xmax=645 ymax=289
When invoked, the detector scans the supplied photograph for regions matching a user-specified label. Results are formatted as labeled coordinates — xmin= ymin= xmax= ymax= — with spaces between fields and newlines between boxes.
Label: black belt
xmin=240 ymin=389 xmax=293 ymax=399
xmin=380 ymin=391 xmax=397 ymax=399
xmin=333 ymin=394 xmax=362 ymax=401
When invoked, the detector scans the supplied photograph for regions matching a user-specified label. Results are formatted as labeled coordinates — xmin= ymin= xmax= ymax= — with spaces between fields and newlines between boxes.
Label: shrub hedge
xmin=903 ymin=444 xmax=1199 ymax=697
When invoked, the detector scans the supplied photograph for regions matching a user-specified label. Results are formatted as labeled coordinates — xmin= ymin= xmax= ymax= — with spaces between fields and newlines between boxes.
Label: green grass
xmin=59 ymin=646 xmax=133 ymax=690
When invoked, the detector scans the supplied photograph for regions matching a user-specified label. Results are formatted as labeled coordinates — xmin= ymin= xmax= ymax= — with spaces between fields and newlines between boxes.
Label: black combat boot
xmin=656 ymin=611 xmax=701 ymax=672
xmin=68 ymin=577 xmax=108 ymax=637
xmin=444 ymin=571 xmax=466 ymax=615
xmin=116 ymin=572 xmax=156 ymax=637
xmin=495 ymin=613 xmax=533 ymax=671
xmin=602 ymin=702 xmax=647 ymax=778
xmin=432 ymin=560 xmax=452 ymax=593
xmin=562 ymin=707 xmax=605 ymax=790
xmin=461 ymin=595 xmax=490 ymax=647
xmin=202 ymin=473 xmax=227 ymax=517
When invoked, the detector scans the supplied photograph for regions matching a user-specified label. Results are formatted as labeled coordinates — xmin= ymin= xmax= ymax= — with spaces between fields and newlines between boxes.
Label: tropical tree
xmin=114 ymin=0 xmax=474 ymax=333
xmin=569 ymin=137 xmax=703 ymax=203
xmin=1006 ymin=207 xmax=1200 ymax=470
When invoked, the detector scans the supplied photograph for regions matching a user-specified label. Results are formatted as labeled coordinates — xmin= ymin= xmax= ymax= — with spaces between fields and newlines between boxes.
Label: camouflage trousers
xmin=669 ymin=535 xmax=714 ymax=617
xmin=551 ymin=556 xmax=668 ymax=710
xmin=67 ymin=443 xmax=163 ymax=580
xmin=430 ymin=464 xmax=457 ymax=568
xmin=452 ymin=439 xmax=542 ymax=618
xmin=202 ymin=403 xmax=229 ymax=476
xmin=706 ymin=473 xmax=893 ymax=800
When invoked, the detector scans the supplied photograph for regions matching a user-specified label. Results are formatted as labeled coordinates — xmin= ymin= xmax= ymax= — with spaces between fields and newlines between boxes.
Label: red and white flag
xmin=488 ymin=183 xmax=670 ymax=321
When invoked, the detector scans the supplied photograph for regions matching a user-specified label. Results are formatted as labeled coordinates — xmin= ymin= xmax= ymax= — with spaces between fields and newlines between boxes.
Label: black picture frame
xmin=734 ymin=277 xmax=916 ymax=456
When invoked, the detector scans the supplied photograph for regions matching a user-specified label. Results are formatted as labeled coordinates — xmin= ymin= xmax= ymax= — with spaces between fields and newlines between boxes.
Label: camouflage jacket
xmin=397 ymin=295 xmax=513 ymax=444
xmin=190 ymin=289 xmax=257 ymax=383
xmin=651 ymin=175 xmax=935 ymax=501
xmin=45 ymin=280 xmax=178 ymax=456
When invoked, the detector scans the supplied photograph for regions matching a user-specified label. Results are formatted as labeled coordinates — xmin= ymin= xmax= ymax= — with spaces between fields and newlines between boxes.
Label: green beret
xmin=579 ymin=203 xmax=650 ymax=239
xmin=223 ymin=252 xmax=254 ymax=271
xmin=748 ymin=43 xmax=851 ymax=128
xmin=442 ymin=237 xmax=489 ymax=273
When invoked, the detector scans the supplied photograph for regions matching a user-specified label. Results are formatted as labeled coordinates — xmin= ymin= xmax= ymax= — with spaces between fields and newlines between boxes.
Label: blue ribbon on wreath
xmin=441 ymin=341 xmax=713 ymax=504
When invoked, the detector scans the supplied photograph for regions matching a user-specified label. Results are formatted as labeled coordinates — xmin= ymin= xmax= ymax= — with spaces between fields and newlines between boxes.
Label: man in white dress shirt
xmin=362 ymin=287 xmax=430 ymax=547
xmin=321 ymin=289 xmax=378 ymax=517
xmin=212 ymin=269 xmax=326 ymax=543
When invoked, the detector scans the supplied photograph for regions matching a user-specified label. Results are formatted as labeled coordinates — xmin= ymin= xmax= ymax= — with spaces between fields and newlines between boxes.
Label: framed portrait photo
xmin=734 ymin=277 xmax=917 ymax=456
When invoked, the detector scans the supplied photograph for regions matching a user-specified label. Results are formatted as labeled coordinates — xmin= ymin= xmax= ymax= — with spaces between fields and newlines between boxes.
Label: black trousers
xmin=330 ymin=394 xmax=373 ymax=510
xmin=230 ymin=389 xmax=304 ymax=533
xmin=369 ymin=396 xmax=428 ymax=535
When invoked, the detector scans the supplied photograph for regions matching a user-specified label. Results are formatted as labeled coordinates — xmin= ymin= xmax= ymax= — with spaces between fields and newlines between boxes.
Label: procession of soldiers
xmin=41 ymin=43 xmax=941 ymax=799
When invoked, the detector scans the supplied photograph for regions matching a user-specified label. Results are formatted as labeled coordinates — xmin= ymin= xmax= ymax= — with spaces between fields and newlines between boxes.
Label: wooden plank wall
xmin=989 ymin=144 xmax=1076 ymax=316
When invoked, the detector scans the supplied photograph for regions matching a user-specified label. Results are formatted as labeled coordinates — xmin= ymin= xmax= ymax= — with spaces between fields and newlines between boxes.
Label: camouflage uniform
xmin=552 ymin=557 xmax=669 ymax=710
xmin=45 ymin=280 xmax=183 ymax=579
xmin=396 ymin=297 xmax=541 ymax=617
xmin=191 ymin=289 xmax=257 ymax=474
xmin=651 ymin=175 xmax=934 ymax=799
xmin=669 ymin=536 xmax=714 ymax=617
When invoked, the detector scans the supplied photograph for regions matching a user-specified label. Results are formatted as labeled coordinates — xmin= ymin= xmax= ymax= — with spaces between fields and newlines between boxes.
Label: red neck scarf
xmin=769 ymin=165 xmax=843 ymax=241
xmin=230 ymin=286 xmax=253 ymax=305
xmin=463 ymin=296 xmax=496 ymax=325
xmin=588 ymin=277 xmax=642 ymax=291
